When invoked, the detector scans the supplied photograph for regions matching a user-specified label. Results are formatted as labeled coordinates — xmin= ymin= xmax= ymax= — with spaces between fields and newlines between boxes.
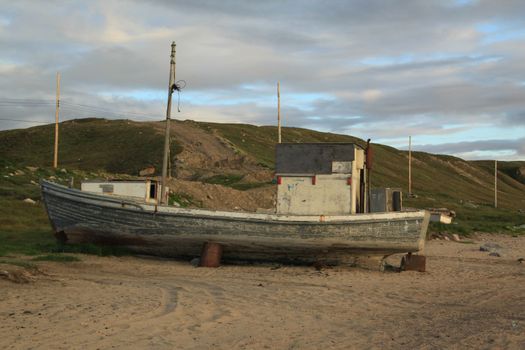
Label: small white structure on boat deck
xmin=275 ymin=143 xmax=366 ymax=215
xmin=80 ymin=179 xmax=168 ymax=204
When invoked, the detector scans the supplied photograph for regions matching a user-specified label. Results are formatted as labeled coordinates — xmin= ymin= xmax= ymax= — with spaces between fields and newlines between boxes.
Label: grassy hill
xmin=474 ymin=160 xmax=525 ymax=185
xmin=0 ymin=118 xmax=182 ymax=175
xmin=1 ymin=118 xmax=524 ymax=238
xmin=196 ymin=121 xmax=525 ymax=207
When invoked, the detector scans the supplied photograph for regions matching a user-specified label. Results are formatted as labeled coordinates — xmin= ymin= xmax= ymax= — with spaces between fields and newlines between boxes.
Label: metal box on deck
xmin=370 ymin=188 xmax=402 ymax=212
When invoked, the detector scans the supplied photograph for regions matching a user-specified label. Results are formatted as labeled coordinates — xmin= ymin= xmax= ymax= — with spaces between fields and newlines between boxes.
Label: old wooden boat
xmin=41 ymin=180 xmax=429 ymax=263
xmin=41 ymin=44 xmax=430 ymax=265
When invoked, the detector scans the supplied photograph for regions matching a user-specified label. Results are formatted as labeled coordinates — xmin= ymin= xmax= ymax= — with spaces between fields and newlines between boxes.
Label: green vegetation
xmin=198 ymin=121 xmax=524 ymax=207
xmin=168 ymin=192 xmax=202 ymax=208
xmin=201 ymin=173 xmax=271 ymax=191
xmin=197 ymin=122 xmax=363 ymax=168
xmin=0 ymin=258 xmax=37 ymax=269
xmin=204 ymin=174 xmax=244 ymax=186
xmin=428 ymin=206 xmax=525 ymax=237
xmin=32 ymin=254 xmax=80 ymax=262
xmin=474 ymin=160 xmax=525 ymax=185
xmin=51 ymin=242 xmax=131 ymax=256
xmin=451 ymin=206 xmax=525 ymax=235
xmin=230 ymin=182 xmax=271 ymax=191
xmin=0 ymin=118 xmax=182 ymax=175
xmin=404 ymin=190 xmax=525 ymax=236
xmin=0 ymin=229 xmax=56 ymax=257
xmin=0 ymin=163 xmax=134 ymax=261
xmin=0 ymin=226 xmax=132 ymax=259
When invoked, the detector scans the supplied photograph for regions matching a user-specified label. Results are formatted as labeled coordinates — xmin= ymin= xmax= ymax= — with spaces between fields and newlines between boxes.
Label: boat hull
xmin=41 ymin=181 xmax=429 ymax=264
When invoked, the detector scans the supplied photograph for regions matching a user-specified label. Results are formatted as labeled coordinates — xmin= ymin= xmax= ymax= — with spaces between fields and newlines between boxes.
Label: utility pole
xmin=167 ymin=147 xmax=171 ymax=180
xmin=160 ymin=42 xmax=176 ymax=204
xmin=408 ymin=135 xmax=412 ymax=196
xmin=494 ymin=160 xmax=498 ymax=208
xmin=53 ymin=72 xmax=60 ymax=169
xmin=277 ymin=81 xmax=281 ymax=143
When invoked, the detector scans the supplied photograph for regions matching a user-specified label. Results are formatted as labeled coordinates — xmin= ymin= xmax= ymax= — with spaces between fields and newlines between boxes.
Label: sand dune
xmin=1 ymin=235 xmax=524 ymax=349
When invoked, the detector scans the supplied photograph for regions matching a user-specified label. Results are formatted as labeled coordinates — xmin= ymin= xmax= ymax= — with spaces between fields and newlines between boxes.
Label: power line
xmin=0 ymin=98 xmax=164 ymax=120
xmin=0 ymin=118 xmax=49 ymax=124
xmin=0 ymin=102 xmax=54 ymax=106
xmin=0 ymin=97 xmax=177 ymax=127
xmin=0 ymin=115 xmax=160 ymax=125
xmin=60 ymin=102 xmax=162 ymax=120
xmin=0 ymin=98 xmax=53 ymax=102
xmin=0 ymin=98 xmax=54 ymax=107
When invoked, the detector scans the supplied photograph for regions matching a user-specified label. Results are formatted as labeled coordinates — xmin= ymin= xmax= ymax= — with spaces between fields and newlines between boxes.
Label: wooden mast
xmin=277 ymin=81 xmax=281 ymax=143
xmin=53 ymin=72 xmax=60 ymax=169
xmin=160 ymin=42 xmax=176 ymax=204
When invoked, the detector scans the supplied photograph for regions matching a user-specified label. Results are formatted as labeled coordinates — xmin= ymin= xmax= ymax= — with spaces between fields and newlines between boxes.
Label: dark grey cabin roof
xmin=275 ymin=143 xmax=361 ymax=174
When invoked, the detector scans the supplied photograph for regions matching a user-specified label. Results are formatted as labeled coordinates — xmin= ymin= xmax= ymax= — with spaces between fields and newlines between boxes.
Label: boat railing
xmin=42 ymin=180 xmax=147 ymax=211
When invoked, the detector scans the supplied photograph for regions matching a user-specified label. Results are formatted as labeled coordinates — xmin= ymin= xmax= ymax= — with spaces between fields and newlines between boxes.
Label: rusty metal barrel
xmin=199 ymin=242 xmax=223 ymax=267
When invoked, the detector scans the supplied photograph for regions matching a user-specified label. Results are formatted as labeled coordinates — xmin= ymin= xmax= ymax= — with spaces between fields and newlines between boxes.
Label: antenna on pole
xmin=53 ymin=72 xmax=60 ymax=169
xmin=408 ymin=135 xmax=412 ymax=196
xmin=494 ymin=160 xmax=498 ymax=208
xmin=277 ymin=81 xmax=281 ymax=143
xmin=160 ymin=42 xmax=176 ymax=205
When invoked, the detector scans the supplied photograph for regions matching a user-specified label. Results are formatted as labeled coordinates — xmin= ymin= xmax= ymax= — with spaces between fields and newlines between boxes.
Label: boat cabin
xmin=275 ymin=143 xmax=366 ymax=215
xmin=80 ymin=179 xmax=168 ymax=204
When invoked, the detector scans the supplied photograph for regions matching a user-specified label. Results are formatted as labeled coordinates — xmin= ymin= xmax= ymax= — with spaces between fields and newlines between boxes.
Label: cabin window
xmin=150 ymin=183 xmax=157 ymax=200
xmin=100 ymin=184 xmax=114 ymax=194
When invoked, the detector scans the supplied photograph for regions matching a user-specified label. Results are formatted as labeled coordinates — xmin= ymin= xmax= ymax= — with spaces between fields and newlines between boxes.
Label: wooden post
xmin=494 ymin=160 xmax=498 ymax=208
xmin=160 ymin=42 xmax=176 ymax=204
xmin=277 ymin=81 xmax=281 ymax=143
xmin=53 ymin=72 xmax=60 ymax=169
xmin=408 ymin=136 xmax=412 ymax=196
xmin=167 ymin=147 xmax=171 ymax=180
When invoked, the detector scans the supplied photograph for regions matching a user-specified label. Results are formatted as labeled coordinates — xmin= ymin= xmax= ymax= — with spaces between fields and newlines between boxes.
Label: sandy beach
xmin=1 ymin=234 xmax=524 ymax=350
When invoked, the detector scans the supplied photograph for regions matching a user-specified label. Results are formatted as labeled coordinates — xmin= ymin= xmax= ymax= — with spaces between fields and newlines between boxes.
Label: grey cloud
xmin=416 ymin=138 xmax=525 ymax=157
xmin=1 ymin=0 xmax=525 ymax=160
xmin=64 ymin=46 xmax=164 ymax=90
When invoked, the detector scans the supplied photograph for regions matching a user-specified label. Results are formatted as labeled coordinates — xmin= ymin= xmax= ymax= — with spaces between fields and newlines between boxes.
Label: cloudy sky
xmin=1 ymin=0 xmax=524 ymax=160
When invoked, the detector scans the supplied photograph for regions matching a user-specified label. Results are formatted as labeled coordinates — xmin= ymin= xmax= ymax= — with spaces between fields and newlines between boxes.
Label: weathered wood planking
xmin=41 ymin=181 xmax=429 ymax=263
